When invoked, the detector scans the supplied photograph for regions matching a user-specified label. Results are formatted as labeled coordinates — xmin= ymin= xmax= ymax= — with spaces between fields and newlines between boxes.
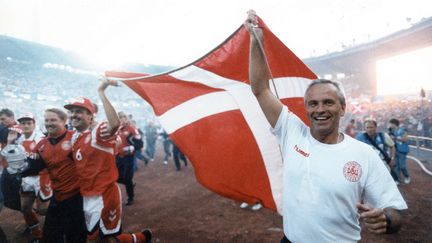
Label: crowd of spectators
xmin=0 ymin=57 xmax=156 ymax=129
xmin=343 ymin=99 xmax=432 ymax=149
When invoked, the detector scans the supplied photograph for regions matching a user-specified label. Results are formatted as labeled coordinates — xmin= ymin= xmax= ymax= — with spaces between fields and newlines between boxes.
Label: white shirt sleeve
xmin=271 ymin=106 xmax=288 ymax=141
xmin=271 ymin=106 xmax=309 ymax=157
xmin=363 ymin=148 xmax=407 ymax=210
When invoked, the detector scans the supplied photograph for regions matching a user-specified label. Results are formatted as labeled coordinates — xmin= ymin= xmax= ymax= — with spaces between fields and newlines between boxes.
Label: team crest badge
xmin=343 ymin=161 xmax=362 ymax=182
xmin=61 ymin=141 xmax=72 ymax=151
xmin=30 ymin=142 xmax=36 ymax=151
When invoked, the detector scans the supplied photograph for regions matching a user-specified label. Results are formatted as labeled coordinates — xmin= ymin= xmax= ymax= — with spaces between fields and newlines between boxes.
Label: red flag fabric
xmin=106 ymin=17 xmax=317 ymax=212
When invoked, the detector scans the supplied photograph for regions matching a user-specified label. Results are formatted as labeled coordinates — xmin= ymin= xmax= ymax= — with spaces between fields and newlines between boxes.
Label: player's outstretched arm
xmin=98 ymin=76 xmax=120 ymax=135
xmin=244 ymin=10 xmax=283 ymax=127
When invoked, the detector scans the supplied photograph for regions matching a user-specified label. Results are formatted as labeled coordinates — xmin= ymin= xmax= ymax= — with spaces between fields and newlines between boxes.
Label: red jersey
xmin=22 ymin=131 xmax=51 ymax=190
xmin=33 ymin=130 xmax=80 ymax=201
xmin=21 ymin=131 xmax=43 ymax=156
xmin=71 ymin=122 xmax=118 ymax=196
xmin=116 ymin=123 xmax=141 ymax=157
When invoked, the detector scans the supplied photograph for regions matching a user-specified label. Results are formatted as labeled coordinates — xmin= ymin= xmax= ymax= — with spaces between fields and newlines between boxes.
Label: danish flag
xmin=351 ymin=104 xmax=364 ymax=114
xmin=106 ymin=16 xmax=316 ymax=212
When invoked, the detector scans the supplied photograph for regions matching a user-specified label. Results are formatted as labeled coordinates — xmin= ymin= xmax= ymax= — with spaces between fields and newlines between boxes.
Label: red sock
xmin=115 ymin=232 xmax=145 ymax=243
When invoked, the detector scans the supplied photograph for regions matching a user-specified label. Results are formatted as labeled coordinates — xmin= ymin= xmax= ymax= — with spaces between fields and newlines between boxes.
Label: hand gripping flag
xmin=106 ymin=16 xmax=317 ymax=213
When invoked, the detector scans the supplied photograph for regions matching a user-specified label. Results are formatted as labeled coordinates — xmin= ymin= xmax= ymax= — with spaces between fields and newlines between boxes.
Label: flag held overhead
xmin=106 ymin=14 xmax=317 ymax=213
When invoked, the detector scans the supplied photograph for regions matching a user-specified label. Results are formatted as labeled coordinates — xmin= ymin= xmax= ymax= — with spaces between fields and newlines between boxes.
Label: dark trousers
xmin=0 ymin=169 xmax=21 ymax=211
xmin=116 ymin=155 xmax=135 ymax=201
xmin=163 ymin=140 xmax=172 ymax=161
xmin=389 ymin=166 xmax=399 ymax=181
xmin=42 ymin=193 xmax=86 ymax=243
xmin=173 ymin=145 xmax=187 ymax=171
xmin=280 ymin=235 xmax=292 ymax=243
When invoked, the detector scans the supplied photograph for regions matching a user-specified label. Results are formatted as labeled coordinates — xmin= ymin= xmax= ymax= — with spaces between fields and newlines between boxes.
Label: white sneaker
xmin=163 ymin=160 xmax=168 ymax=165
xmin=395 ymin=181 xmax=400 ymax=186
xmin=251 ymin=203 xmax=262 ymax=211
xmin=404 ymin=177 xmax=411 ymax=184
xmin=150 ymin=158 xmax=154 ymax=162
xmin=240 ymin=202 xmax=249 ymax=209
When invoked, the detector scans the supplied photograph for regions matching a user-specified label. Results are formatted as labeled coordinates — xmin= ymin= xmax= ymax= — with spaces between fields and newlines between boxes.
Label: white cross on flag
xmin=351 ymin=104 xmax=364 ymax=114
xmin=106 ymin=16 xmax=317 ymax=212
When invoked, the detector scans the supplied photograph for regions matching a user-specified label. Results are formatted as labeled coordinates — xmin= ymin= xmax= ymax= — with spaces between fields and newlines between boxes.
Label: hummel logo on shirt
xmin=294 ymin=145 xmax=309 ymax=157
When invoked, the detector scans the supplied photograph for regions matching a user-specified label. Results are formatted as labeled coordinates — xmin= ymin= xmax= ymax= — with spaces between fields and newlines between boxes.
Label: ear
xmin=340 ymin=104 xmax=346 ymax=117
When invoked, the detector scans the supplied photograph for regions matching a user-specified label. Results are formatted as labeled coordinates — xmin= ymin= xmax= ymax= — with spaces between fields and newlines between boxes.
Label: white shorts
xmin=21 ymin=175 xmax=40 ymax=195
xmin=83 ymin=183 xmax=122 ymax=237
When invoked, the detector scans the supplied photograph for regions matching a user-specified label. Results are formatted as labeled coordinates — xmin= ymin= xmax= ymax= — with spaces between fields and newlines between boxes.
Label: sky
xmin=377 ymin=45 xmax=432 ymax=96
xmin=1 ymin=0 xmax=431 ymax=68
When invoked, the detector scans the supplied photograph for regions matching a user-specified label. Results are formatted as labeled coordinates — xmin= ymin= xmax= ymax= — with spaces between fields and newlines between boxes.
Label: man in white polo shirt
xmin=245 ymin=10 xmax=407 ymax=243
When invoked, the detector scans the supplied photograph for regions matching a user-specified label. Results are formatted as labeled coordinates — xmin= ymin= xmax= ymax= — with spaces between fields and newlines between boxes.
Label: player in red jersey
xmin=64 ymin=77 xmax=152 ymax=243
xmin=18 ymin=108 xmax=87 ymax=242
xmin=16 ymin=112 xmax=52 ymax=241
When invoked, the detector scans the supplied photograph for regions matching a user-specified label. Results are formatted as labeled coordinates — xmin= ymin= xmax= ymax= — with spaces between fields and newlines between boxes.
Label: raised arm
xmin=98 ymin=76 xmax=120 ymax=135
xmin=244 ymin=10 xmax=283 ymax=127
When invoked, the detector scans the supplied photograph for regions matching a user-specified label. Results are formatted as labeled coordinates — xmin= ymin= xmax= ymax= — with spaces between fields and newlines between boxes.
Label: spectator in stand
xmin=388 ymin=118 xmax=411 ymax=185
